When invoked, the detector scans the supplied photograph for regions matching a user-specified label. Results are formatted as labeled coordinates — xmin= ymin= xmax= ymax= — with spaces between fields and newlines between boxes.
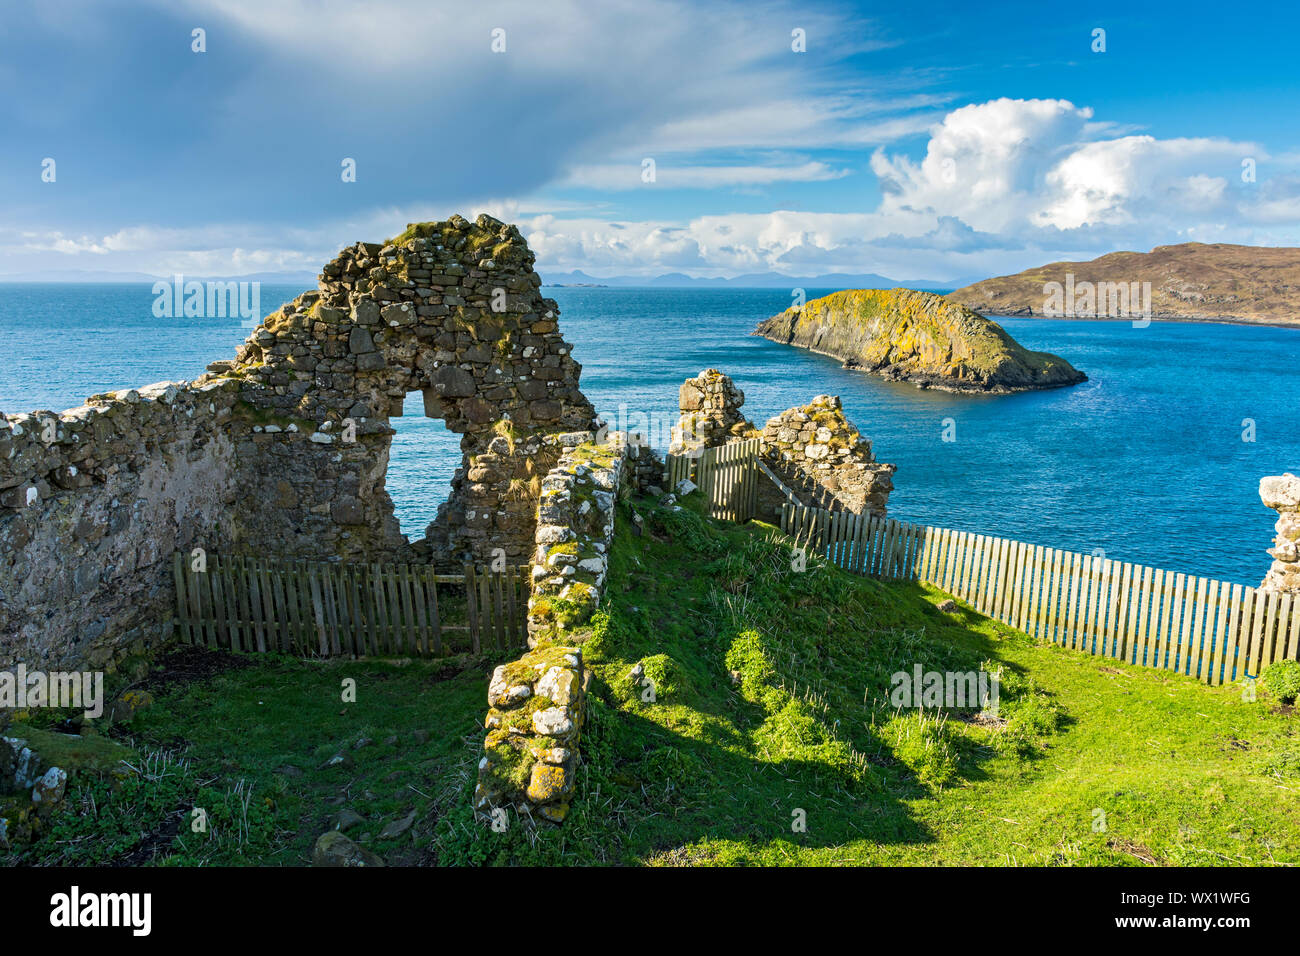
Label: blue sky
xmin=3 ymin=0 xmax=1299 ymax=281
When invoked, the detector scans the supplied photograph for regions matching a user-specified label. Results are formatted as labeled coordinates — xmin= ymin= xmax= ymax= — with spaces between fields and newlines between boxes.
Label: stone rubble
xmin=1260 ymin=473 xmax=1300 ymax=593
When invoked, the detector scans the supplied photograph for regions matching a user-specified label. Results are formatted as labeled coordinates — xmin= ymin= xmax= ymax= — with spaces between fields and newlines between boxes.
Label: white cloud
xmin=871 ymin=99 xmax=1264 ymax=235
xmin=8 ymin=95 xmax=1299 ymax=284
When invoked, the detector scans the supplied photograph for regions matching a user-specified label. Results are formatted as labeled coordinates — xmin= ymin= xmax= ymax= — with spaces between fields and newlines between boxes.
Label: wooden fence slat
xmin=478 ymin=566 xmax=492 ymax=648
xmin=1006 ymin=540 xmax=1026 ymax=627
xmin=1245 ymin=584 xmax=1269 ymax=678
xmin=1016 ymin=542 xmax=1034 ymax=630
xmin=1043 ymin=549 xmax=1062 ymax=643
xmin=1262 ymin=590 xmax=1283 ymax=670
xmin=428 ymin=568 xmax=443 ymax=655
xmin=1279 ymin=598 xmax=1300 ymax=665
xmin=1209 ymin=582 xmax=1235 ymax=685
xmin=209 ymin=556 xmax=229 ymax=649
xmin=1080 ymin=556 xmax=1101 ymax=655
xmin=172 ymin=552 xmax=192 ymax=644
xmin=1287 ymin=594 xmax=1300 ymax=663
xmin=185 ymin=555 xmax=205 ymax=647
xmin=950 ymin=529 xmax=968 ymax=595
xmin=962 ymin=530 xmax=977 ymax=599
xmin=1109 ymin=563 xmax=1130 ymax=660
xmin=493 ymin=568 xmax=506 ymax=650
xmin=992 ymin=537 xmax=1010 ymax=618
xmin=1062 ymin=552 xmax=1082 ymax=650
xmin=1160 ymin=572 xmax=1180 ymax=671
xmin=941 ymin=529 xmax=959 ymax=593
xmin=1184 ymin=577 xmax=1206 ymax=678
xmin=1025 ymin=546 xmax=1044 ymax=640
xmin=465 ymin=563 xmax=481 ymax=654
xmin=322 ymin=564 xmax=342 ymax=657
xmin=957 ymin=532 xmax=975 ymax=603
xmin=841 ymin=511 xmax=856 ymax=572
xmin=1194 ymin=579 xmax=1217 ymax=682
xmin=961 ymin=533 xmax=978 ymax=608
xmin=1130 ymin=565 xmax=1152 ymax=668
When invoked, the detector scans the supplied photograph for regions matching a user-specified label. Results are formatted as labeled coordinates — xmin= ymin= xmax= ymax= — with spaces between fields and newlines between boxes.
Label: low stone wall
xmin=0 ymin=380 xmax=243 ymax=669
xmin=623 ymin=436 xmax=665 ymax=495
xmin=526 ymin=433 xmax=626 ymax=642
xmin=472 ymin=430 xmax=663 ymax=825
xmin=1260 ymin=473 xmax=1300 ymax=593
xmin=472 ymin=643 xmax=586 ymax=824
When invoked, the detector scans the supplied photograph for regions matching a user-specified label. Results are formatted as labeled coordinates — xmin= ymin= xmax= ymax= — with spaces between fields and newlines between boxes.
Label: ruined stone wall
xmin=1260 ymin=473 xmax=1300 ymax=593
xmin=526 ymin=433 xmax=627 ymax=641
xmin=210 ymin=213 xmax=595 ymax=567
xmin=474 ymin=642 xmax=586 ymax=824
xmin=757 ymin=395 xmax=896 ymax=521
xmin=1 ymin=215 xmax=597 ymax=671
xmin=0 ymin=381 xmax=243 ymax=669
xmin=472 ymin=426 xmax=670 ymax=825
xmin=668 ymin=368 xmax=755 ymax=456
xmin=472 ymin=431 xmax=634 ymax=826
xmin=666 ymin=369 xmax=895 ymax=522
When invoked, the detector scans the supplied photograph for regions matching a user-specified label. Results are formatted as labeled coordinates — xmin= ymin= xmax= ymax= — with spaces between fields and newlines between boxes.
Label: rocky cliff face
xmin=948 ymin=242 xmax=1300 ymax=327
xmin=754 ymin=289 xmax=1086 ymax=393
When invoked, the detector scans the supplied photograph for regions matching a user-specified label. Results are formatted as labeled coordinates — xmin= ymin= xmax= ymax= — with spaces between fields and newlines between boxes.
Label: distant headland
xmin=949 ymin=242 xmax=1300 ymax=328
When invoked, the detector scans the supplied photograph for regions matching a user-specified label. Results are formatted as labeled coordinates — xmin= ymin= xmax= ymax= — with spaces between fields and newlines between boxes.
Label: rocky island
xmin=949 ymin=242 xmax=1300 ymax=327
xmin=754 ymin=288 xmax=1086 ymax=393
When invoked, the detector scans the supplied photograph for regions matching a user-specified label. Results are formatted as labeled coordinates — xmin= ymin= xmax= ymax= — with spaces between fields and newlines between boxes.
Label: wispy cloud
xmin=561 ymin=161 xmax=850 ymax=190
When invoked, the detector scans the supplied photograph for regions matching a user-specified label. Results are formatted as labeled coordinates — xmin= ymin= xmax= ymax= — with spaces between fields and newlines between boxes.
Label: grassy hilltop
xmin=949 ymin=242 xmax=1300 ymax=327
xmin=9 ymin=495 xmax=1299 ymax=866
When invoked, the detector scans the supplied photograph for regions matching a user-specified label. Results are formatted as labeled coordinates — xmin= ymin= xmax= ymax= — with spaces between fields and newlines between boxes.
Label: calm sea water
xmin=2 ymin=283 xmax=1296 ymax=584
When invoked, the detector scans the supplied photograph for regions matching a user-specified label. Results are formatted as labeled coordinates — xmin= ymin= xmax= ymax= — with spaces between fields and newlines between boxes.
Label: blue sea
xmin=2 ymin=283 xmax=1296 ymax=585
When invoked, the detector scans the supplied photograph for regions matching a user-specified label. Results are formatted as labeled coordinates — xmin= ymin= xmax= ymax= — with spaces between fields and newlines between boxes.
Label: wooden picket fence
xmin=782 ymin=503 xmax=926 ymax=579
xmin=780 ymin=503 xmax=1300 ymax=685
xmin=665 ymin=438 xmax=762 ymax=522
xmin=172 ymin=553 xmax=529 ymax=658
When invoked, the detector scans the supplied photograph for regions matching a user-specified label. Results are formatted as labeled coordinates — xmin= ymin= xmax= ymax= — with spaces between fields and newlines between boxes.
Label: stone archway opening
xmin=385 ymin=390 xmax=462 ymax=545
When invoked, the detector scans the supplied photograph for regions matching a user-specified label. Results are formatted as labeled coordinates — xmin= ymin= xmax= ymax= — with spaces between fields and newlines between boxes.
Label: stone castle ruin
xmin=0 ymin=215 xmax=597 ymax=670
xmin=2 ymin=216 xmax=1295 ymax=826
xmin=0 ymin=217 xmax=896 ymax=682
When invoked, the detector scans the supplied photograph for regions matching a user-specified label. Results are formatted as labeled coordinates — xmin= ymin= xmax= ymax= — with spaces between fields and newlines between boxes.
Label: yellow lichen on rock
xmin=754 ymin=288 xmax=1086 ymax=393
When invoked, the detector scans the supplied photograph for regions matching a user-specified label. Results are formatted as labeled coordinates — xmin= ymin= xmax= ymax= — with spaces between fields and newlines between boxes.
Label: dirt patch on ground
xmin=958 ymin=710 xmax=1009 ymax=729
xmin=131 ymin=646 xmax=259 ymax=696
xmin=112 ymin=807 xmax=187 ymax=866
xmin=1108 ymin=837 xmax=1160 ymax=865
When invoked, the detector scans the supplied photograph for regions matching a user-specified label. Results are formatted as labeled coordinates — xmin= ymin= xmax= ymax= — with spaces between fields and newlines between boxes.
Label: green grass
xmin=9 ymin=654 xmax=492 ymax=866
xmin=10 ymin=496 xmax=1299 ymax=866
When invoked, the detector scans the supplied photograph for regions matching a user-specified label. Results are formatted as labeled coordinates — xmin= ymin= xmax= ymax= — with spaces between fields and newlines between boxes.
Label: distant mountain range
xmin=541 ymin=269 xmax=966 ymax=291
xmin=0 ymin=267 xmax=966 ymax=292
xmin=949 ymin=243 xmax=1300 ymax=328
